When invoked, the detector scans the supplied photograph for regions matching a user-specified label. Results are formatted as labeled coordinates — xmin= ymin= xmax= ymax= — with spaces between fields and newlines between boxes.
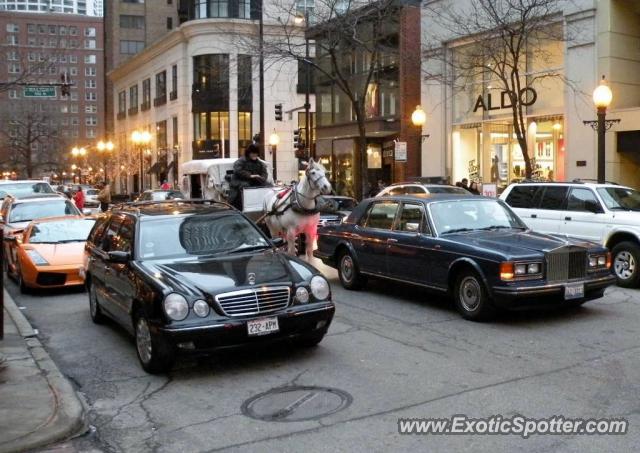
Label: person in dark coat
xmin=228 ymin=144 xmax=270 ymax=210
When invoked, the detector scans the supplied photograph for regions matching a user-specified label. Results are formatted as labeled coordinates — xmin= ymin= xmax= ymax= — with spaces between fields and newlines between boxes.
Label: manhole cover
xmin=242 ymin=386 xmax=352 ymax=422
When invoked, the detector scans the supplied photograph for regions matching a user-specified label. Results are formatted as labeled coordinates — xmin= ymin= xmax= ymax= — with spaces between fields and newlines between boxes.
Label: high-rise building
xmin=0 ymin=0 xmax=88 ymax=15
xmin=87 ymin=0 xmax=102 ymax=17
xmin=0 ymin=11 xmax=105 ymax=177
xmin=103 ymin=0 xmax=178 ymax=137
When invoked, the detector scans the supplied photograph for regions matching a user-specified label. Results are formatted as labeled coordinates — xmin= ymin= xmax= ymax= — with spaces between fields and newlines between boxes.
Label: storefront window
xmin=334 ymin=139 xmax=355 ymax=197
xmin=238 ymin=111 xmax=252 ymax=151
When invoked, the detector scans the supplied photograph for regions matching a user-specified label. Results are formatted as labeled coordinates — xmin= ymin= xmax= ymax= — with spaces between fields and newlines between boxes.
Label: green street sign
xmin=23 ymin=86 xmax=56 ymax=97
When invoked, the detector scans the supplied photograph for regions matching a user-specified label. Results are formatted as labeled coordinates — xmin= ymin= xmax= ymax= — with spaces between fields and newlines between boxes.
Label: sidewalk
xmin=0 ymin=290 xmax=87 ymax=453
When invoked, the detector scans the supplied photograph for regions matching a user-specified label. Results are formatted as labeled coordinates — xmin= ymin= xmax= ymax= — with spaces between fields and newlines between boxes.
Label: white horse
xmin=264 ymin=159 xmax=332 ymax=260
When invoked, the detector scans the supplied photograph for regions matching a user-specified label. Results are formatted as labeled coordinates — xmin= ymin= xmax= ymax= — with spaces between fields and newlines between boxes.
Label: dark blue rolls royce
xmin=314 ymin=195 xmax=616 ymax=320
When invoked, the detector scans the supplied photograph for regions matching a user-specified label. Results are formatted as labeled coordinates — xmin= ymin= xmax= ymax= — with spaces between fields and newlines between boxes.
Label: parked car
xmin=1 ymin=194 xmax=82 ymax=276
xmin=0 ymin=180 xmax=55 ymax=200
xmin=376 ymin=182 xmax=469 ymax=197
xmin=314 ymin=194 xmax=615 ymax=321
xmin=6 ymin=216 xmax=96 ymax=293
xmin=135 ymin=189 xmax=185 ymax=202
xmin=84 ymin=200 xmax=335 ymax=373
xmin=84 ymin=188 xmax=100 ymax=207
xmin=500 ymin=181 xmax=640 ymax=287
xmin=316 ymin=196 xmax=358 ymax=227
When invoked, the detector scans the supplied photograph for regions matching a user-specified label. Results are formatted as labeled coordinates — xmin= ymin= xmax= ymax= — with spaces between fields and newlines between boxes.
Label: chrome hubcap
xmin=614 ymin=251 xmax=636 ymax=280
xmin=459 ymin=276 xmax=481 ymax=311
xmin=341 ymin=255 xmax=354 ymax=282
xmin=136 ymin=318 xmax=152 ymax=364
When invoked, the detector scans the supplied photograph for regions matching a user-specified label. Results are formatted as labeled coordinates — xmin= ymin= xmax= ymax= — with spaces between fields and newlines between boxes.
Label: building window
xmin=120 ymin=40 xmax=145 ymax=55
xmin=120 ymin=15 xmax=145 ymax=29
xmin=84 ymin=27 xmax=96 ymax=37
xmin=142 ymin=78 xmax=151 ymax=110
xmin=238 ymin=0 xmax=250 ymax=18
xmin=86 ymin=79 xmax=97 ymax=89
xmin=167 ymin=17 xmax=173 ymax=30
xmin=172 ymin=116 xmax=178 ymax=147
xmin=84 ymin=54 xmax=96 ymax=64
xmin=238 ymin=111 xmax=252 ymax=151
xmin=192 ymin=112 xmax=230 ymax=158
xmin=70 ymin=67 xmax=77 ymax=76
xmin=86 ymin=129 xmax=96 ymax=138
xmin=84 ymin=39 xmax=96 ymax=49
xmin=86 ymin=116 xmax=98 ymax=126
xmin=27 ymin=23 xmax=36 ymax=34
xmin=118 ymin=91 xmax=126 ymax=118
xmin=86 ymin=92 xmax=97 ymax=101
xmin=157 ymin=120 xmax=168 ymax=150
xmin=6 ymin=23 xmax=18 ymax=33
xmin=8 ymin=90 xmax=17 ymax=99
xmin=154 ymin=70 xmax=167 ymax=105
xmin=193 ymin=54 xmax=229 ymax=110
xmin=6 ymin=35 xmax=17 ymax=45
xmin=6 ymin=50 xmax=17 ymax=61
xmin=8 ymin=63 xmax=20 ymax=73
xmin=85 ymin=67 xmax=97 ymax=76
xmin=85 ymin=104 xmax=97 ymax=113
xmin=237 ymin=54 xmax=252 ymax=110
xmin=170 ymin=64 xmax=177 ymax=100
xmin=129 ymin=85 xmax=139 ymax=113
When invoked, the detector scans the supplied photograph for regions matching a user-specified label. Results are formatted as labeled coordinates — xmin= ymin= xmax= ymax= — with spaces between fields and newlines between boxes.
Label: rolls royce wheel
xmin=612 ymin=241 xmax=640 ymax=288
xmin=134 ymin=311 xmax=175 ymax=374
xmin=453 ymin=269 xmax=494 ymax=321
xmin=337 ymin=250 xmax=366 ymax=290
xmin=88 ymin=280 xmax=106 ymax=324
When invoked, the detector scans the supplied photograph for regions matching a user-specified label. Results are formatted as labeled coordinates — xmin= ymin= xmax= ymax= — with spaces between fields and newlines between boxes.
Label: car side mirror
xmin=585 ymin=200 xmax=603 ymax=214
xmin=107 ymin=251 xmax=130 ymax=263
xmin=405 ymin=222 xmax=421 ymax=232
xmin=271 ymin=237 xmax=286 ymax=248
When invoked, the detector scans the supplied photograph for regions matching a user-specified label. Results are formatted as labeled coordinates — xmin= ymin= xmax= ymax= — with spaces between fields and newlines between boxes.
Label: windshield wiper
xmin=56 ymin=239 xmax=85 ymax=243
xmin=227 ymin=244 xmax=271 ymax=254
xmin=441 ymin=228 xmax=475 ymax=235
xmin=477 ymin=225 xmax=522 ymax=231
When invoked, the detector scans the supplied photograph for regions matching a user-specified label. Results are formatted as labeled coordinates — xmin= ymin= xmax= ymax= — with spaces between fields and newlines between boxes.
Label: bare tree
xmin=0 ymin=43 xmax=65 ymax=94
xmin=0 ymin=107 xmax=66 ymax=177
xmin=260 ymin=0 xmax=402 ymax=198
xmin=423 ymin=0 xmax=568 ymax=179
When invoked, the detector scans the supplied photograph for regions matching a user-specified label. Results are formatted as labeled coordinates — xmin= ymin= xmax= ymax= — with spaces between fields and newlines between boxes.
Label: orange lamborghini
xmin=7 ymin=216 xmax=96 ymax=293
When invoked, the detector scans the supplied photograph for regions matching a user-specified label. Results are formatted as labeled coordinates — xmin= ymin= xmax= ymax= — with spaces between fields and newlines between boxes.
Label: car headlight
xmin=295 ymin=286 xmax=309 ymax=304
xmin=26 ymin=249 xmax=48 ymax=266
xmin=527 ymin=263 xmax=541 ymax=274
xmin=163 ymin=293 xmax=189 ymax=321
xmin=310 ymin=276 xmax=330 ymax=300
xmin=193 ymin=299 xmax=210 ymax=318
xmin=514 ymin=264 xmax=527 ymax=276
xmin=589 ymin=254 xmax=608 ymax=268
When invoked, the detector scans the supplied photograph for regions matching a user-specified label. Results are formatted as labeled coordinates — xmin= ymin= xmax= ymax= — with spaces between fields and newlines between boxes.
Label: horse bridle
xmin=305 ymin=167 xmax=327 ymax=192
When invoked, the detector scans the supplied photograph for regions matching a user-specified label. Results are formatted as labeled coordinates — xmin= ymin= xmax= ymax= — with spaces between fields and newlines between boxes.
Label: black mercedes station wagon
xmin=314 ymin=195 xmax=615 ymax=321
xmin=85 ymin=201 xmax=334 ymax=373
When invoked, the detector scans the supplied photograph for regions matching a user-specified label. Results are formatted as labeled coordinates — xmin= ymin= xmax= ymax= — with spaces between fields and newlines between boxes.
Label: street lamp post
xmin=71 ymin=146 xmax=86 ymax=184
xmin=411 ymin=105 xmax=428 ymax=178
xmin=583 ymin=76 xmax=620 ymax=183
xmin=97 ymin=140 xmax=115 ymax=183
xmin=295 ymin=9 xmax=312 ymax=160
xmin=131 ymin=130 xmax=152 ymax=192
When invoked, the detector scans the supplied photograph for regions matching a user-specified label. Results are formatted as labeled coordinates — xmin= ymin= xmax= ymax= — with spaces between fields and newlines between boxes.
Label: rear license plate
xmin=564 ymin=283 xmax=584 ymax=300
xmin=247 ymin=317 xmax=279 ymax=336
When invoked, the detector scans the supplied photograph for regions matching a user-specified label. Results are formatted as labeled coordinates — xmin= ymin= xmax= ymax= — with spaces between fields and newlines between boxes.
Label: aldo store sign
xmin=473 ymin=87 xmax=538 ymax=112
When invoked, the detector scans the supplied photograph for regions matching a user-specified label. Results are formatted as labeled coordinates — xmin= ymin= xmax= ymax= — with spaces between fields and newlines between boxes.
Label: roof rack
xmin=571 ymin=178 xmax=619 ymax=185
xmin=112 ymin=199 xmax=232 ymax=214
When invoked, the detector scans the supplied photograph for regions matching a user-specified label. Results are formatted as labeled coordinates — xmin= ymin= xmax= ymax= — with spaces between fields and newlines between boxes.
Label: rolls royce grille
xmin=546 ymin=249 xmax=587 ymax=282
xmin=215 ymin=286 xmax=291 ymax=317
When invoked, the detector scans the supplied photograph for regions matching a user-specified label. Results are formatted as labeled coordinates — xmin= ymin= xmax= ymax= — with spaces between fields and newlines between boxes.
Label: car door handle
xmin=565 ymin=216 xmax=572 ymax=221
xmin=387 ymin=238 xmax=398 ymax=243
xmin=531 ymin=214 xmax=537 ymax=218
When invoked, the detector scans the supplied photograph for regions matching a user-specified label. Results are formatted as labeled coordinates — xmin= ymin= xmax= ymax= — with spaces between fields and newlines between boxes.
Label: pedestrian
xmin=228 ymin=144 xmax=270 ymax=210
xmin=468 ymin=181 xmax=480 ymax=195
xmin=460 ymin=178 xmax=469 ymax=191
xmin=161 ymin=179 xmax=171 ymax=190
xmin=73 ymin=186 xmax=85 ymax=210
xmin=97 ymin=181 xmax=111 ymax=212
xmin=368 ymin=179 xmax=386 ymax=197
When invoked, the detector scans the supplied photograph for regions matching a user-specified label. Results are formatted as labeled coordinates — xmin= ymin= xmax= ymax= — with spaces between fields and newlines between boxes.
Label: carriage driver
xmin=229 ymin=143 xmax=270 ymax=210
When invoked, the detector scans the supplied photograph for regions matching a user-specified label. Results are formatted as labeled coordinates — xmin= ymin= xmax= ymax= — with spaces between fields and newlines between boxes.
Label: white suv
xmin=500 ymin=182 xmax=640 ymax=287
xmin=376 ymin=183 xmax=469 ymax=197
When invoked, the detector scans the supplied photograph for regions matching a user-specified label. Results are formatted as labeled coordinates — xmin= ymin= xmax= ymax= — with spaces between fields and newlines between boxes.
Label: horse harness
xmin=265 ymin=169 xmax=324 ymax=218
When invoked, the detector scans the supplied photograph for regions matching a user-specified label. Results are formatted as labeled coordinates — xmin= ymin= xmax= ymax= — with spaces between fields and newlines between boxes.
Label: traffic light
xmin=60 ymin=72 xmax=70 ymax=97
xmin=274 ymin=103 xmax=283 ymax=121
xmin=293 ymin=128 xmax=302 ymax=149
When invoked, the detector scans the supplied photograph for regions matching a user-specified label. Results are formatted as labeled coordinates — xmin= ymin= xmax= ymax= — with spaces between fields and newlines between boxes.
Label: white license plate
xmin=247 ymin=317 xmax=279 ymax=336
xmin=564 ymin=283 xmax=584 ymax=300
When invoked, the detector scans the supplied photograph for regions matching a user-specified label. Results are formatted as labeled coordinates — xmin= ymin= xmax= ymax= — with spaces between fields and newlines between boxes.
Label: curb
xmin=0 ymin=290 xmax=88 ymax=453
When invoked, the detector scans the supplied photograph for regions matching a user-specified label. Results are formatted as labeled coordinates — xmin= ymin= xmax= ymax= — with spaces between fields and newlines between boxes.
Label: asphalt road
xmin=6 ymin=261 xmax=640 ymax=453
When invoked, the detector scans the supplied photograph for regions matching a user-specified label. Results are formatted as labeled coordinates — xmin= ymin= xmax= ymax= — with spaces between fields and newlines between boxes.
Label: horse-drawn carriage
xmin=179 ymin=158 xmax=332 ymax=259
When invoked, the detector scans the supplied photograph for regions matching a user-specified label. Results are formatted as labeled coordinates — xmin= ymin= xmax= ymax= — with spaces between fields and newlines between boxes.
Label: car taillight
xmin=500 ymin=262 xmax=514 ymax=281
